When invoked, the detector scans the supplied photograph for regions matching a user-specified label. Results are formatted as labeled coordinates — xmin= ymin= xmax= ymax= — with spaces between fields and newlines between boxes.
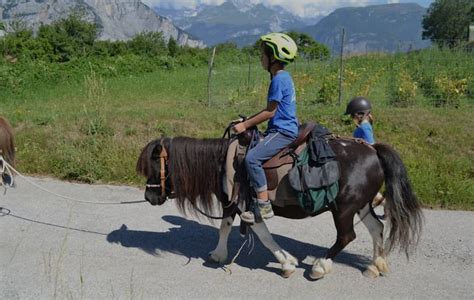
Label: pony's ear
xmin=136 ymin=139 xmax=161 ymax=177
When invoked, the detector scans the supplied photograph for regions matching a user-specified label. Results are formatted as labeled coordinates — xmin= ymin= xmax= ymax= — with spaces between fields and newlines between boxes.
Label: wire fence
xmin=206 ymin=38 xmax=473 ymax=111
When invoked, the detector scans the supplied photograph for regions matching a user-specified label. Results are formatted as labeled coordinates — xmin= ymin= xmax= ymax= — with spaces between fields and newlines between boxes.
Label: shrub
xmin=127 ymin=31 xmax=168 ymax=57
xmin=431 ymin=74 xmax=468 ymax=107
xmin=316 ymin=72 xmax=339 ymax=104
xmin=388 ymin=69 xmax=418 ymax=107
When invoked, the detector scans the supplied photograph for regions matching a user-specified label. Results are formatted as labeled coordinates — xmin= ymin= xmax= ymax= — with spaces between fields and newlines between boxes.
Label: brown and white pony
xmin=0 ymin=116 xmax=15 ymax=167
xmin=136 ymin=135 xmax=422 ymax=279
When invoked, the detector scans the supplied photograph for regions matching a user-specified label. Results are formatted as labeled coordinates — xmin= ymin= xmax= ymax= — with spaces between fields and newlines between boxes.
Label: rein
xmin=191 ymin=201 xmax=240 ymax=220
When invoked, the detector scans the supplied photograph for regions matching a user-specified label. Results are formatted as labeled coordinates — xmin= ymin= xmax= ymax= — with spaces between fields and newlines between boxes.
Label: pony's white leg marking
xmin=251 ymin=222 xmax=298 ymax=278
xmin=310 ymin=258 xmax=333 ymax=280
xmin=359 ymin=203 xmax=389 ymax=278
xmin=208 ymin=216 xmax=233 ymax=263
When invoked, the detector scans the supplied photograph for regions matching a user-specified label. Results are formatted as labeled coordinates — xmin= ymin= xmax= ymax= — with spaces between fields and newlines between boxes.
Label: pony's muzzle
xmin=144 ymin=188 xmax=166 ymax=206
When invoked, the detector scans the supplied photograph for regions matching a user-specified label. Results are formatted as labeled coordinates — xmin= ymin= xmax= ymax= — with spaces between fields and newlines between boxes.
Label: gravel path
xmin=1 ymin=176 xmax=473 ymax=299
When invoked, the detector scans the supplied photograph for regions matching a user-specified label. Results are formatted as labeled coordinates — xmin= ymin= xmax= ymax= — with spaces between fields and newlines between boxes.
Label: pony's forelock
xmin=136 ymin=139 xmax=161 ymax=178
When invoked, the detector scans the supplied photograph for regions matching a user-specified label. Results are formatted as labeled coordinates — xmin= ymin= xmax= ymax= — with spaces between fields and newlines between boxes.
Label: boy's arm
xmin=233 ymin=101 xmax=278 ymax=133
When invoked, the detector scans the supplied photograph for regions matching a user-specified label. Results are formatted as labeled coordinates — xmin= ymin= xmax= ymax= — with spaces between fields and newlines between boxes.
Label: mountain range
xmin=0 ymin=0 xmax=204 ymax=47
xmin=154 ymin=0 xmax=313 ymax=47
xmin=302 ymin=3 xmax=431 ymax=54
xmin=0 ymin=0 xmax=431 ymax=53
xmin=155 ymin=1 xmax=430 ymax=53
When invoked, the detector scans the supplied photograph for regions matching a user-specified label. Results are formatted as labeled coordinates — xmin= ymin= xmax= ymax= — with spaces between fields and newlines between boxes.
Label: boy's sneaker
xmin=240 ymin=201 xmax=274 ymax=224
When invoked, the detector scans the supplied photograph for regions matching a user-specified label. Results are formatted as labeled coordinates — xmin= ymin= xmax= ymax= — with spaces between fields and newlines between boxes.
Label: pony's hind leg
xmin=251 ymin=222 xmax=298 ymax=278
xmin=358 ymin=203 xmax=389 ymax=278
xmin=208 ymin=216 xmax=234 ymax=263
xmin=311 ymin=211 xmax=356 ymax=280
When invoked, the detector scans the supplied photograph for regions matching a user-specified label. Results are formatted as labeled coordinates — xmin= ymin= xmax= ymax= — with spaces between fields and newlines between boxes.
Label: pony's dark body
xmin=0 ymin=116 xmax=15 ymax=167
xmin=137 ymin=135 xmax=422 ymax=276
xmin=271 ymin=139 xmax=384 ymax=220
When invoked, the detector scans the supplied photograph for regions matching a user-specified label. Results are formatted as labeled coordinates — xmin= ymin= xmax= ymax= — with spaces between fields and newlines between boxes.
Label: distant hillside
xmin=0 ymin=0 xmax=204 ymax=47
xmin=157 ymin=0 xmax=307 ymax=46
xmin=302 ymin=3 xmax=431 ymax=54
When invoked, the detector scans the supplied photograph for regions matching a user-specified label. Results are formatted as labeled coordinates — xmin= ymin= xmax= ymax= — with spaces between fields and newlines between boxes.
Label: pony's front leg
xmin=251 ymin=222 xmax=298 ymax=278
xmin=208 ymin=216 xmax=234 ymax=263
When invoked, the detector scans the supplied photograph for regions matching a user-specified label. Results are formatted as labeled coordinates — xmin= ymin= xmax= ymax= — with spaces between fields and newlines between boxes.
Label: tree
xmin=128 ymin=31 xmax=167 ymax=57
xmin=167 ymin=36 xmax=178 ymax=57
xmin=38 ymin=12 xmax=97 ymax=61
xmin=422 ymin=0 xmax=474 ymax=47
xmin=286 ymin=31 xmax=330 ymax=60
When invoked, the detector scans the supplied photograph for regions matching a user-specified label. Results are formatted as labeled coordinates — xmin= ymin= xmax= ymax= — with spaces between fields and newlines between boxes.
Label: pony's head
xmin=136 ymin=138 xmax=173 ymax=206
xmin=136 ymin=136 xmax=230 ymax=217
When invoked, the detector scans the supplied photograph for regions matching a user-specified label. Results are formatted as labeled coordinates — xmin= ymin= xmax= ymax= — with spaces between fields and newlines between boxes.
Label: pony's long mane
xmin=170 ymin=137 xmax=230 ymax=215
xmin=0 ymin=117 xmax=15 ymax=167
xmin=136 ymin=137 xmax=230 ymax=216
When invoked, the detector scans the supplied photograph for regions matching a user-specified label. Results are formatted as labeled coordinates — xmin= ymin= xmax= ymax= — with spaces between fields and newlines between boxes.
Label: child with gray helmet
xmin=346 ymin=97 xmax=385 ymax=207
xmin=345 ymin=96 xmax=375 ymax=144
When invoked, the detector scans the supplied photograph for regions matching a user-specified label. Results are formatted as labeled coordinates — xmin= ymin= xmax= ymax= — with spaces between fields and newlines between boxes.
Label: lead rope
xmin=0 ymin=156 xmax=146 ymax=205
xmin=223 ymin=230 xmax=255 ymax=275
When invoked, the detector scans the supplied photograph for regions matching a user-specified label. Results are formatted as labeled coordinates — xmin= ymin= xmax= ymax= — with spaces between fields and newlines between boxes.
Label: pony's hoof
xmin=310 ymin=258 xmax=332 ymax=280
xmin=207 ymin=252 xmax=226 ymax=264
xmin=281 ymin=262 xmax=296 ymax=278
xmin=363 ymin=264 xmax=380 ymax=278
xmin=309 ymin=267 xmax=325 ymax=280
xmin=374 ymin=257 xmax=389 ymax=274
xmin=282 ymin=268 xmax=295 ymax=278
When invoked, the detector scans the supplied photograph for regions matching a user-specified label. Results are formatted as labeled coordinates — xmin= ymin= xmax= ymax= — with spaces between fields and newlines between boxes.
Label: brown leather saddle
xmin=262 ymin=122 xmax=316 ymax=190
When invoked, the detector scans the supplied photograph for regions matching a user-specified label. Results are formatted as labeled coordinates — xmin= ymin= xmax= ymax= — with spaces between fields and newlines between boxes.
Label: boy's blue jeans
xmin=245 ymin=131 xmax=295 ymax=193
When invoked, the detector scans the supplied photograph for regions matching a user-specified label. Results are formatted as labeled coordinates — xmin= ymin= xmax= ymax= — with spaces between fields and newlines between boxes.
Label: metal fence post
xmin=338 ymin=27 xmax=345 ymax=106
xmin=207 ymin=47 xmax=216 ymax=107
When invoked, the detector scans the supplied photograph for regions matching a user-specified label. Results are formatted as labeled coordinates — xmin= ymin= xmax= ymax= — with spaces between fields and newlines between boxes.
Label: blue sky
xmin=142 ymin=0 xmax=434 ymax=17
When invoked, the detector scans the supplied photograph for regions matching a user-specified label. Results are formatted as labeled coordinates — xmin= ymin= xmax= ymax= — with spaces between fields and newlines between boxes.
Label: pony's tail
xmin=373 ymin=143 xmax=423 ymax=259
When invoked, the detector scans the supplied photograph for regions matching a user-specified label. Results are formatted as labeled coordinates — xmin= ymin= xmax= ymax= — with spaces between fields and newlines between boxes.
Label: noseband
xmin=145 ymin=140 xmax=174 ymax=199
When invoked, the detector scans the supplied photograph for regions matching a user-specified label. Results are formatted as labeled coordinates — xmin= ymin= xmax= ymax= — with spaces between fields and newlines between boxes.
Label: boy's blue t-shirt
xmin=353 ymin=121 xmax=375 ymax=144
xmin=267 ymin=71 xmax=298 ymax=138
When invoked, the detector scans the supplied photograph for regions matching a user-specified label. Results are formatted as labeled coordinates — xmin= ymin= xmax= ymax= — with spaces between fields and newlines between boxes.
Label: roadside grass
xmin=1 ymin=53 xmax=473 ymax=210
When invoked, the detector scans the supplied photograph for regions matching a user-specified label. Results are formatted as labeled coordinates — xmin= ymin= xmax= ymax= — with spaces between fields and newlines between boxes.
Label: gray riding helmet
xmin=345 ymin=97 xmax=372 ymax=115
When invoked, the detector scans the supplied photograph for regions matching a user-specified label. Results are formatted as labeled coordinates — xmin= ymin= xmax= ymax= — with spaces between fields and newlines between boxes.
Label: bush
xmin=37 ymin=13 xmax=97 ymax=62
xmin=127 ymin=31 xmax=168 ymax=57
xmin=316 ymin=72 xmax=339 ymax=104
xmin=431 ymin=74 xmax=468 ymax=107
xmin=388 ymin=69 xmax=418 ymax=107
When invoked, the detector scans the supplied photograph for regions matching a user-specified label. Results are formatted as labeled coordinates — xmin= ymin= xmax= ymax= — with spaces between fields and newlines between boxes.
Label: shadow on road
xmin=106 ymin=215 xmax=371 ymax=276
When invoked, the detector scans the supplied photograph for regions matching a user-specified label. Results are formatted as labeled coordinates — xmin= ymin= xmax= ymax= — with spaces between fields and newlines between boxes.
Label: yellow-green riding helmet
xmin=260 ymin=33 xmax=298 ymax=64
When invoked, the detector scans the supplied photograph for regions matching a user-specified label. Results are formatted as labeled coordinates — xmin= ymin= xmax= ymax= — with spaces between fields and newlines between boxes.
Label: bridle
xmin=145 ymin=140 xmax=174 ymax=200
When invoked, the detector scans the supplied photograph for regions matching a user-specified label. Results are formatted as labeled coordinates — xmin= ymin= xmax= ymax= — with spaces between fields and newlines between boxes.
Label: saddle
xmin=225 ymin=122 xmax=316 ymax=205
xmin=262 ymin=122 xmax=316 ymax=190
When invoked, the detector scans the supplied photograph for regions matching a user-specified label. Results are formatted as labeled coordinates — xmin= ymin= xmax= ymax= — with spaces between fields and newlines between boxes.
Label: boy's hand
xmin=232 ymin=122 xmax=246 ymax=134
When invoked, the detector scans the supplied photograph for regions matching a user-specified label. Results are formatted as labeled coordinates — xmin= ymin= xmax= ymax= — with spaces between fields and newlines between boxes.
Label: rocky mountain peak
xmin=0 ymin=0 xmax=205 ymax=47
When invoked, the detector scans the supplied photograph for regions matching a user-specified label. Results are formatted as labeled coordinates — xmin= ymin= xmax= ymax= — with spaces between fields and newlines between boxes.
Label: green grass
xmin=1 ymin=51 xmax=473 ymax=210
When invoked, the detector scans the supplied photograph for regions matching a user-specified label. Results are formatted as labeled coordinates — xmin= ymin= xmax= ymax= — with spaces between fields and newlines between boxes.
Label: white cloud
xmin=142 ymin=0 xmax=417 ymax=17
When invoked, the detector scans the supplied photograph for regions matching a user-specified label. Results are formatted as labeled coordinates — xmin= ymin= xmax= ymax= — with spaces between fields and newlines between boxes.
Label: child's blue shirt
xmin=353 ymin=121 xmax=375 ymax=144
xmin=267 ymin=71 xmax=298 ymax=138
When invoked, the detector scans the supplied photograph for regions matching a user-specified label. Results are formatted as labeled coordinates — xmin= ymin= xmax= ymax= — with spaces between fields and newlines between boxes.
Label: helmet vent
xmin=282 ymin=48 xmax=290 ymax=55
